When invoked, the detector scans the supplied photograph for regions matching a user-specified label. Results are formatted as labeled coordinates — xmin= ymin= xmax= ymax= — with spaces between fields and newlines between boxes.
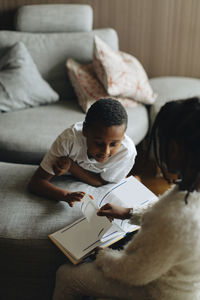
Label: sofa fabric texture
xmin=0 ymin=162 xmax=116 ymax=300
xmin=149 ymin=76 xmax=200 ymax=124
xmin=15 ymin=4 xmax=93 ymax=33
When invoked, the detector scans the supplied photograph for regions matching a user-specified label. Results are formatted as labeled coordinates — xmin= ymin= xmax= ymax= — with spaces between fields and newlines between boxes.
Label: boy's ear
xmin=82 ymin=122 xmax=87 ymax=137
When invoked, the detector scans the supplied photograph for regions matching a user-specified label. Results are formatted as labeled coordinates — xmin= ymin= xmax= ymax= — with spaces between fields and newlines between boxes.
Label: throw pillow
xmin=0 ymin=42 xmax=59 ymax=112
xmin=93 ymin=36 xmax=157 ymax=104
xmin=66 ymin=58 xmax=139 ymax=113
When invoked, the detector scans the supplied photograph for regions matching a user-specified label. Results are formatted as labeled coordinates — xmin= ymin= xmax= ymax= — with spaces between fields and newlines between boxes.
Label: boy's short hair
xmin=84 ymin=98 xmax=128 ymax=129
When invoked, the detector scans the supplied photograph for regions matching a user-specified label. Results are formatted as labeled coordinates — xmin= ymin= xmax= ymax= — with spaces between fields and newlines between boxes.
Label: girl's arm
xmin=97 ymin=202 xmax=156 ymax=226
xmin=95 ymin=211 xmax=181 ymax=286
xmin=128 ymin=201 xmax=156 ymax=225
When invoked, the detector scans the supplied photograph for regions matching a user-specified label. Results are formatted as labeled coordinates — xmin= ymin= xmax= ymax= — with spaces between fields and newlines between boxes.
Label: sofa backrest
xmin=0 ymin=29 xmax=118 ymax=99
xmin=0 ymin=4 xmax=119 ymax=99
xmin=14 ymin=4 xmax=93 ymax=33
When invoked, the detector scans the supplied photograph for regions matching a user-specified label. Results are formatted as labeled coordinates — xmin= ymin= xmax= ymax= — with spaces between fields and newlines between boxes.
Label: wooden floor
xmin=130 ymin=145 xmax=175 ymax=197
xmin=140 ymin=167 xmax=172 ymax=196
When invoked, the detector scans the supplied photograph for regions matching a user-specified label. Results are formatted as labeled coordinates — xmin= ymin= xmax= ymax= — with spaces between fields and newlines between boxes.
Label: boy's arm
xmin=28 ymin=166 xmax=85 ymax=206
xmin=69 ymin=160 xmax=108 ymax=187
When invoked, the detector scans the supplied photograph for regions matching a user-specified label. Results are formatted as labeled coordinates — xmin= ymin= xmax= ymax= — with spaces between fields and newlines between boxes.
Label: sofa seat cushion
xmin=0 ymin=100 xmax=148 ymax=164
xmin=0 ymin=100 xmax=84 ymax=164
xmin=0 ymin=162 xmax=116 ymax=299
xmin=149 ymin=76 xmax=200 ymax=125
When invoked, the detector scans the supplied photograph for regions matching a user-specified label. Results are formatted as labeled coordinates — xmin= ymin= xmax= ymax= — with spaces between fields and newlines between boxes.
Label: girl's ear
xmin=82 ymin=122 xmax=87 ymax=137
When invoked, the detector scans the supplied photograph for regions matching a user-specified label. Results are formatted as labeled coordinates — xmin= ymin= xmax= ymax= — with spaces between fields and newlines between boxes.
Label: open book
xmin=49 ymin=176 xmax=158 ymax=264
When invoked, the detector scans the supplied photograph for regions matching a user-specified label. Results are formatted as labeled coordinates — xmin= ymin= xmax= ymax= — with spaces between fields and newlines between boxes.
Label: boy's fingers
xmin=71 ymin=197 xmax=81 ymax=202
xmin=78 ymin=192 xmax=85 ymax=197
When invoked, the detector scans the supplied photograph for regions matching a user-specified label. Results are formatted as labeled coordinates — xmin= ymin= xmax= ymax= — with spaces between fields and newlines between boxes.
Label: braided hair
xmin=150 ymin=97 xmax=200 ymax=203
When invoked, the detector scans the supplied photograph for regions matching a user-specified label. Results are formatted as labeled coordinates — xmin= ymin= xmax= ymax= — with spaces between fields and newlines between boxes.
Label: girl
xmin=53 ymin=97 xmax=200 ymax=300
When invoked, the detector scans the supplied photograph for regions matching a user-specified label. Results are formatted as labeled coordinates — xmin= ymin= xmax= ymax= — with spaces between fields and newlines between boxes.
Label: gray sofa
xmin=2 ymin=4 xmax=200 ymax=300
xmin=0 ymin=5 xmax=149 ymax=165
xmin=0 ymin=4 xmax=149 ymax=300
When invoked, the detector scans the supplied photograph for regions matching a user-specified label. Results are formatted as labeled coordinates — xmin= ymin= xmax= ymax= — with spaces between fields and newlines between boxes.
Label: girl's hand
xmin=97 ymin=203 xmax=131 ymax=220
xmin=63 ymin=191 xmax=85 ymax=207
xmin=53 ymin=156 xmax=72 ymax=176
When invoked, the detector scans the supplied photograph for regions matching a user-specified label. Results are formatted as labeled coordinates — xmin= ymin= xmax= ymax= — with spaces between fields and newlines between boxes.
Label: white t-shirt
xmin=40 ymin=122 xmax=137 ymax=183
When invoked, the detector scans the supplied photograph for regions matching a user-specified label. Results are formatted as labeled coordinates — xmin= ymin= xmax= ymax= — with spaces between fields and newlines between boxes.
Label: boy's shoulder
xmin=58 ymin=122 xmax=83 ymax=140
xmin=123 ymin=133 xmax=135 ymax=145
xmin=122 ymin=134 xmax=136 ymax=153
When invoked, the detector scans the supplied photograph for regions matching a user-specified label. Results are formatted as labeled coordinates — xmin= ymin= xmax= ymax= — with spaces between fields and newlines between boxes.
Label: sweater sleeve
xmin=95 ymin=211 xmax=181 ymax=286
xmin=129 ymin=199 xmax=158 ymax=225
xmin=129 ymin=201 xmax=157 ymax=225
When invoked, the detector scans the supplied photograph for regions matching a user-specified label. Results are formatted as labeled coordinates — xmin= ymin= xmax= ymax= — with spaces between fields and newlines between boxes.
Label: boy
xmin=29 ymin=98 xmax=137 ymax=207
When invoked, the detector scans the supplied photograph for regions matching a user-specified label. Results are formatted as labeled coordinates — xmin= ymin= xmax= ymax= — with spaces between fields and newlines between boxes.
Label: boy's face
xmin=83 ymin=122 xmax=126 ymax=163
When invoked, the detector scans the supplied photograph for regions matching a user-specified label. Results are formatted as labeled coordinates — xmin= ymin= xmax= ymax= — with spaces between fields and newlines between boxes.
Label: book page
xmin=97 ymin=176 xmax=158 ymax=232
xmin=51 ymin=195 xmax=112 ymax=260
xmin=80 ymin=194 xmax=99 ymax=222
xmin=98 ymin=176 xmax=157 ymax=208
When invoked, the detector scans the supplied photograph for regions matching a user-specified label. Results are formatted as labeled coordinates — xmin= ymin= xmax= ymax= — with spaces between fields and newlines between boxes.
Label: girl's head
xmin=151 ymin=97 xmax=200 ymax=195
xmin=83 ymin=98 xmax=128 ymax=163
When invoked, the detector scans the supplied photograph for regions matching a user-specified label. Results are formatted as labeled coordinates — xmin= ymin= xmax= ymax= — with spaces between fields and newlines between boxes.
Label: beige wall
xmin=0 ymin=0 xmax=200 ymax=78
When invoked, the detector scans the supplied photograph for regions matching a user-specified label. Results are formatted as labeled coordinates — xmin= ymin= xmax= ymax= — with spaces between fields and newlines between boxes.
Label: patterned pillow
xmin=93 ymin=36 xmax=157 ymax=104
xmin=66 ymin=58 xmax=139 ymax=113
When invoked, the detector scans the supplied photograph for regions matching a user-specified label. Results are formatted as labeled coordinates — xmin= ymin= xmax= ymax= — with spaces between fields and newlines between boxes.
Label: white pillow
xmin=93 ymin=36 xmax=157 ymax=104
xmin=0 ymin=42 xmax=59 ymax=112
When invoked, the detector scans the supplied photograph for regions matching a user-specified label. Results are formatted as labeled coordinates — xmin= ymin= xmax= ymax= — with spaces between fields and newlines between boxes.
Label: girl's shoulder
xmin=147 ymin=185 xmax=200 ymax=235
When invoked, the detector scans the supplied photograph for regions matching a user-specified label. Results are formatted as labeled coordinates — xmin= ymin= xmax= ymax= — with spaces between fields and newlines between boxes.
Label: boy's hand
xmin=63 ymin=191 xmax=85 ymax=207
xmin=97 ymin=203 xmax=131 ymax=220
xmin=53 ymin=156 xmax=71 ymax=176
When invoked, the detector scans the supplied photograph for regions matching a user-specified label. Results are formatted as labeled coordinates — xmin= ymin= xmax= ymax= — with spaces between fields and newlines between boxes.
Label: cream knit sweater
xmin=95 ymin=185 xmax=200 ymax=300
